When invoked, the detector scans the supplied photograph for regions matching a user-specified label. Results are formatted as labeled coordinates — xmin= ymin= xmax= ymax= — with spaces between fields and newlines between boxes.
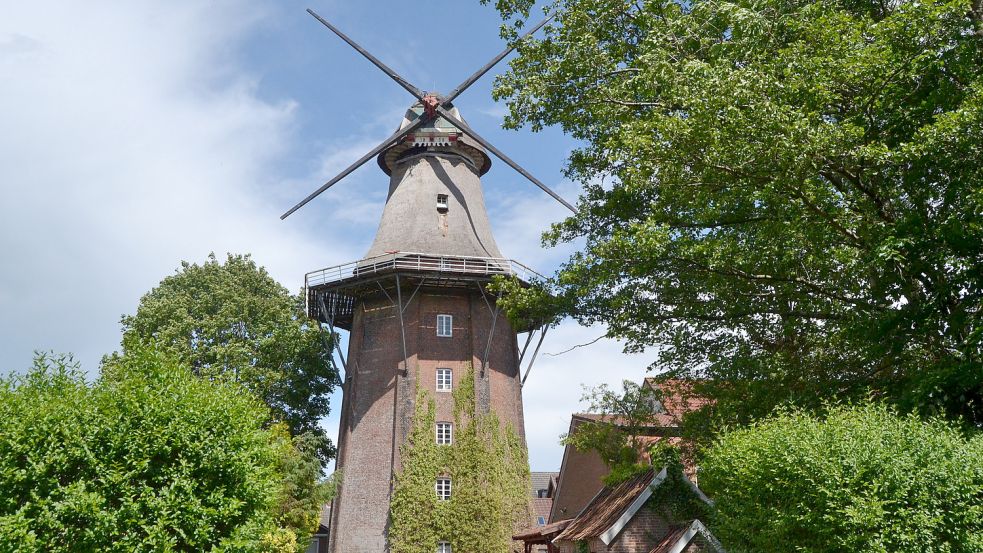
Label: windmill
xmin=288 ymin=9 xmax=566 ymax=552
xmin=281 ymin=8 xmax=575 ymax=220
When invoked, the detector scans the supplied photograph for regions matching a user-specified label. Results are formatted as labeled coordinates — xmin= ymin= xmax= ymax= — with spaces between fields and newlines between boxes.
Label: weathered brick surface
xmin=550 ymin=419 xmax=610 ymax=522
xmin=329 ymin=283 xmax=527 ymax=553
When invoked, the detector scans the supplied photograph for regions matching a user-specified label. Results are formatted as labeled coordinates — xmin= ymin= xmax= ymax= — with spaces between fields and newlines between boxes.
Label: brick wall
xmin=330 ymin=283 xmax=527 ymax=553
xmin=603 ymin=508 xmax=674 ymax=553
xmin=550 ymin=419 xmax=610 ymax=522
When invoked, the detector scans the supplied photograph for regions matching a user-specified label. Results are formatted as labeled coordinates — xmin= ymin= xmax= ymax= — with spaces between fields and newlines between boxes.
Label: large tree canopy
xmin=118 ymin=253 xmax=338 ymax=461
xmin=487 ymin=0 xmax=983 ymax=430
xmin=701 ymin=405 xmax=983 ymax=552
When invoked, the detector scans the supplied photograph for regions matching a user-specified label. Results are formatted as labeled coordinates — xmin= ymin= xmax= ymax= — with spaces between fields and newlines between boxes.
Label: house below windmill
xmin=550 ymin=378 xmax=708 ymax=522
xmin=516 ymin=467 xmax=724 ymax=553
xmin=515 ymin=379 xmax=724 ymax=553
xmin=526 ymin=471 xmax=560 ymax=552
xmin=305 ymin=504 xmax=330 ymax=553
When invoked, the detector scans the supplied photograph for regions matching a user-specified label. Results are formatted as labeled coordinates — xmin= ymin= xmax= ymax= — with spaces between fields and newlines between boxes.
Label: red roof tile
xmin=644 ymin=378 xmax=711 ymax=422
xmin=648 ymin=525 xmax=689 ymax=553
xmin=572 ymin=412 xmax=681 ymax=428
xmin=554 ymin=469 xmax=657 ymax=542
xmin=532 ymin=497 xmax=553 ymax=519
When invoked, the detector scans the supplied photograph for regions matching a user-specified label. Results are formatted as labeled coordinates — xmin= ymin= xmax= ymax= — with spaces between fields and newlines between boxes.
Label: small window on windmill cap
xmin=436 ymin=194 xmax=449 ymax=212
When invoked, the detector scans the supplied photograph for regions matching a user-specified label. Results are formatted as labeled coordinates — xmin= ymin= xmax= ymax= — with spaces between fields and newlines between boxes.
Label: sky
xmin=0 ymin=0 xmax=654 ymax=471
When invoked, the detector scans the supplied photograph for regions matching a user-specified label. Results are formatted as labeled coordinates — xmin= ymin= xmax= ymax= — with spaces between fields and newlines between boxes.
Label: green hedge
xmin=0 ymin=347 xmax=297 ymax=552
xmin=702 ymin=404 xmax=983 ymax=552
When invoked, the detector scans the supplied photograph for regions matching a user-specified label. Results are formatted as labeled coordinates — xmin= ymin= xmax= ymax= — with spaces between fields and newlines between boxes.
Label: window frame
xmin=436 ymin=368 xmax=452 ymax=392
xmin=435 ymin=478 xmax=452 ymax=501
xmin=436 ymin=314 xmax=453 ymax=337
xmin=437 ymin=542 xmax=452 ymax=553
xmin=436 ymin=422 xmax=452 ymax=445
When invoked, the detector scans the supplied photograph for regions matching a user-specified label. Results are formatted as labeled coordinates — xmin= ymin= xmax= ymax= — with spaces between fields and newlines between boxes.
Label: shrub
xmin=701 ymin=404 xmax=983 ymax=552
xmin=0 ymin=346 xmax=300 ymax=552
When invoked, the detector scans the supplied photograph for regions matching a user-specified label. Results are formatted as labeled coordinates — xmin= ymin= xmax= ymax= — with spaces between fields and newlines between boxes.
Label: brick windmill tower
xmin=281 ymin=10 xmax=574 ymax=553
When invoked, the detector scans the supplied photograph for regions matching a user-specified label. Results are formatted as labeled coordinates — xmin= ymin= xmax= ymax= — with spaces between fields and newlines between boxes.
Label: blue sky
xmin=0 ymin=0 xmax=653 ymax=471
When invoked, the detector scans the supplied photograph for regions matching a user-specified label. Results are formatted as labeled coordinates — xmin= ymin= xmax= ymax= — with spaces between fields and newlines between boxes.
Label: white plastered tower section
xmin=366 ymin=104 xmax=504 ymax=259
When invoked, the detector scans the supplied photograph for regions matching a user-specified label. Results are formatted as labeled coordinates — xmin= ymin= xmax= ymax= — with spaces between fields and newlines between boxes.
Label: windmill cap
xmin=376 ymin=102 xmax=492 ymax=176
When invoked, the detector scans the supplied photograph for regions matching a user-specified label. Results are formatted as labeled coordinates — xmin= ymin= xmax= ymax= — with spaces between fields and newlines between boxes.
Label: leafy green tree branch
xmin=483 ymin=0 xmax=983 ymax=434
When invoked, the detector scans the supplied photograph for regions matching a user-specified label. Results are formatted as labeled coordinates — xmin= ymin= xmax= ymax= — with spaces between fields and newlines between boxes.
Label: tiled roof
xmin=554 ymin=469 xmax=657 ymax=542
xmin=648 ymin=525 xmax=689 ymax=553
xmin=513 ymin=519 xmax=572 ymax=541
xmin=567 ymin=380 xmax=707 ymax=430
xmin=644 ymin=378 xmax=711 ymax=421
xmin=315 ymin=503 xmax=332 ymax=534
xmin=649 ymin=520 xmax=725 ymax=553
xmin=572 ymin=412 xmax=681 ymax=429
xmin=531 ymin=471 xmax=559 ymax=497
xmin=532 ymin=497 xmax=553 ymax=521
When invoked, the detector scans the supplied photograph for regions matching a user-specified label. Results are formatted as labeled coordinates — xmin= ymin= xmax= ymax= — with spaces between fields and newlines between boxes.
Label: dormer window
xmin=436 ymin=194 xmax=449 ymax=212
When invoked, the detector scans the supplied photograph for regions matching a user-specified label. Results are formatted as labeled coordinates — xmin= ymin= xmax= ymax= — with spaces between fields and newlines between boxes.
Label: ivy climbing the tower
xmin=390 ymin=368 xmax=530 ymax=553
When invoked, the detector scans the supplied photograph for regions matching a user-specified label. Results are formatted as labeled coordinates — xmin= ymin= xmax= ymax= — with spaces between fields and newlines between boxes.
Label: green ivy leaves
xmin=390 ymin=370 xmax=530 ymax=553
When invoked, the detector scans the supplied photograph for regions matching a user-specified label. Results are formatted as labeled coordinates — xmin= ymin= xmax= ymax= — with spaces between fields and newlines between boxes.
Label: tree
xmin=118 ymin=253 xmax=337 ymax=462
xmin=486 ymin=0 xmax=983 ymax=431
xmin=700 ymin=404 xmax=983 ymax=552
xmin=0 ymin=346 xmax=320 ymax=552
xmin=562 ymin=380 xmax=663 ymax=484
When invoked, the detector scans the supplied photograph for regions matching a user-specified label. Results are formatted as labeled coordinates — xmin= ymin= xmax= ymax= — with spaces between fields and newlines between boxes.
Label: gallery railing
xmin=304 ymin=251 xmax=544 ymax=289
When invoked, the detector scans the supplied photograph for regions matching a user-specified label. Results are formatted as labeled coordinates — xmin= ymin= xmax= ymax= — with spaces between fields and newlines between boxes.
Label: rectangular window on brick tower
xmin=436 ymin=314 xmax=453 ymax=337
xmin=436 ymin=368 xmax=452 ymax=391
xmin=436 ymin=478 xmax=452 ymax=501
xmin=437 ymin=542 xmax=452 ymax=553
xmin=436 ymin=422 xmax=452 ymax=445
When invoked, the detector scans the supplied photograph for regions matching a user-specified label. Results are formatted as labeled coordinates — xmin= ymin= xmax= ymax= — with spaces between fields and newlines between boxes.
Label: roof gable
xmin=554 ymin=465 xmax=714 ymax=545
xmin=643 ymin=378 xmax=711 ymax=422
xmin=600 ymin=467 xmax=668 ymax=545
xmin=648 ymin=520 xmax=726 ymax=553
xmin=554 ymin=468 xmax=660 ymax=542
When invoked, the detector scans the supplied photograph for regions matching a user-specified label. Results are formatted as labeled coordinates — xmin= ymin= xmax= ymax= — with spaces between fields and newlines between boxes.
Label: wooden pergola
xmin=513 ymin=519 xmax=571 ymax=553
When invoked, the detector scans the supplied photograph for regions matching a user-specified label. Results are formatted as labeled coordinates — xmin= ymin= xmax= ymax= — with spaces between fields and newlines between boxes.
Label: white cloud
xmin=520 ymin=323 xmax=653 ymax=470
xmin=487 ymin=177 xmax=583 ymax=267
xmin=0 ymin=1 xmax=341 ymax=372
xmin=477 ymin=103 xmax=510 ymax=119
